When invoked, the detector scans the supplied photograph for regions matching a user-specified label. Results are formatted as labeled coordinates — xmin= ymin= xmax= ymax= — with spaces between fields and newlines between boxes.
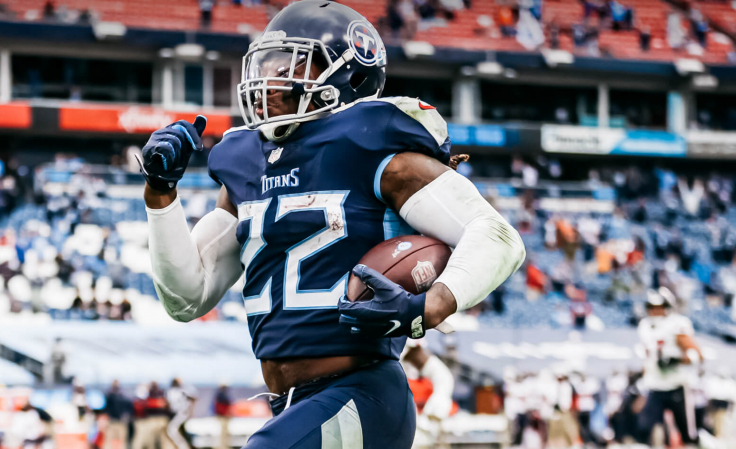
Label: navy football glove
xmin=136 ymin=116 xmax=207 ymax=192
xmin=338 ymin=265 xmax=426 ymax=339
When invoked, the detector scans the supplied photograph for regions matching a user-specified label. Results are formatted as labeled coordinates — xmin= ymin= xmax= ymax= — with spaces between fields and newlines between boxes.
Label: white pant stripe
xmin=321 ymin=399 xmax=363 ymax=449
xmin=683 ymin=387 xmax=698 ymax=441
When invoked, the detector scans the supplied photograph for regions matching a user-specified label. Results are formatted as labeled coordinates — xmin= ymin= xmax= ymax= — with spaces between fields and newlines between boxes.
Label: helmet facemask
xmin=238 ymin=36 xmax=343 ymax=140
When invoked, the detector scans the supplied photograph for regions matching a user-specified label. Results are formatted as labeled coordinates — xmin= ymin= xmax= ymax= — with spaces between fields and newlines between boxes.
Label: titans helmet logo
xmin=347 ymin=20 xmax=386 ymax=67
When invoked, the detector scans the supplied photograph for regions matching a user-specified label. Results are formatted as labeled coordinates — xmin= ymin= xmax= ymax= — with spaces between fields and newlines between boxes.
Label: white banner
xmin=686 ymin=130 xmax=736 ymax=157
xmin=542 ymin=125 xmax=687 ymax=156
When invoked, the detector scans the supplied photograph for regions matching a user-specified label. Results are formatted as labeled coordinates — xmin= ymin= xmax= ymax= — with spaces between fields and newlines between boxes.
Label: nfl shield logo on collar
xmin=268 ymin=147 xmax=284 ymax=164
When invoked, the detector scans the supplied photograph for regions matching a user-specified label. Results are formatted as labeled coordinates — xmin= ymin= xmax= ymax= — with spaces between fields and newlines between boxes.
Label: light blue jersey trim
xmin=374 ymin=153 xmax=396 ymax=203
xmin=382 ymin=208 xmax=415 ymax=240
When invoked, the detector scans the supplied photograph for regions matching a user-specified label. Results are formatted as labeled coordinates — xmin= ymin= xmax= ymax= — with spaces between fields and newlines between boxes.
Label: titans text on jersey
xmin=208 ymin=96 xmax=451 ymax=361
xmin=261 ymin=167 xmax=300 ymax=194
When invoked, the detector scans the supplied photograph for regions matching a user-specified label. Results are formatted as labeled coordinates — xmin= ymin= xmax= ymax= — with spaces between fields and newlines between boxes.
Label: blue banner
xmin=448 ymin=124 xmax=506 ymax=147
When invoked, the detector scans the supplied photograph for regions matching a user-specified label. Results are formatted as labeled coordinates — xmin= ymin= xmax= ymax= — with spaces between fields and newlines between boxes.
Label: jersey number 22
xmin=237 ymin=191 xmax=349 ymax=315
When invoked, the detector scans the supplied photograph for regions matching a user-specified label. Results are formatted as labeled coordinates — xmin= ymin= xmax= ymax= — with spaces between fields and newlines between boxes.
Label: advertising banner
xmin=59 ymin=105 xmax=232 ymax=136
xmin=541 ymin=125 xmax=687 ymax=157
xmin=686 ymin=131 xmax=736 ymax=158
xmin=448 ymin=123 xmax=506 ymax=147
xmin=0 ymin=103 xmax=32 ymax=129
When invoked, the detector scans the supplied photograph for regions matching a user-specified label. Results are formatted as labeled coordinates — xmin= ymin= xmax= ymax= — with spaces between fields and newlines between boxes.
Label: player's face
xmin=646 ymin=305 xmax=666 ymax=317
xmin=247 ymin=50 xmax=325 ymax=120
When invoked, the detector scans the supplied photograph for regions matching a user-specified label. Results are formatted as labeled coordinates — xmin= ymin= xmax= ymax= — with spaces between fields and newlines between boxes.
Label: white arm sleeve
xmin=146 ymin=196 xmax=242 ymax=322
xmin=400 ymin=170 xmax=526 ymax=311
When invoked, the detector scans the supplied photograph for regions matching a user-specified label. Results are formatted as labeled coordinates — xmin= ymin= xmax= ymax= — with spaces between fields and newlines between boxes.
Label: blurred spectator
xmin=200 ymin=0 xmax=214 ymax=29
xmin=42 ymin=1 xmax=55 ymax=20
xmin=131 ymin=384 xmax=150 ymax=449
xmin=491 ymin=285 xmax=506 ymax=314
xmin=13 ymin=399 xmax=48 ymax=449
xmin=214 ymin=383 xmax=232 ymax=449
xmin=526 ymin=261 xmax=547 ymax=300
xmin=547 ymin=369 xmax=576 ymax=447
xmin=549 ymin=20 xmax=560 ymax=49
xmin=415 ymin=0 xmax=436 ymax=20
xmin=136 ymin=382 xmax=173 ymax=449
xmin=438 ymin=0 xmax=464 ymax=20
xmin=667 ymin=10 xmax=686 ymax=50
xmin=578 ymin=216 xmax=601 ymax=262
xmin=104 ymin=380 xmax=131 ymax=449
xmin=568 ymin=284 xmax=591 ymax=329
xmin=522 ymin=163 xmax=538 ymax=187
xmin=572 ymin=372 xmax=600 ymax=445
xmin=78 ymin=8 xmax=91 ymax=24
xmin=51 ymin=337 xmax=67 ymax=384
xmin=0 ymin=3 xmax=15 ymax=19
xmin=167 ymin=378 xmax=197 ymax=449
xmin=72 ymin=378 xmax=89 ymax=421
xmin=517 ymin=3 xmax=545 ymax=50
xmin=704 ymin=368 xmax=736 ymax=437
xmin=609 ymin=0 xmax=633 ymax=30
xmin=689 ymin=8 xmax=708 ymax=48
xmin=386 ymin=0 xmax=405 ymax=37
xmin=497 ymin=6 xmax=516 ymax=37
xmin=639 ymin=26 xmax=651 ymax=51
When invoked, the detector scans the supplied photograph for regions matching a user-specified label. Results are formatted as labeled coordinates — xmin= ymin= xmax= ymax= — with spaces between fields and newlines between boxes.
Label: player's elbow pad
xmin=400 ymin=171 xmax=526 ymax=311
xmin=147 ymin=197 xmax=242 ymax=322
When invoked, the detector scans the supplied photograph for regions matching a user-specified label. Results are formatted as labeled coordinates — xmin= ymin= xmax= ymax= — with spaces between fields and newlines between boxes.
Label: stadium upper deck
xmin=0 ymin=0 xmax=734 ymax=64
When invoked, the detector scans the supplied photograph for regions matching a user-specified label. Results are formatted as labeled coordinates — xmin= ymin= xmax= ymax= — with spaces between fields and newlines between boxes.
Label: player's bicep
xmin=215 ymin=185 xmax=237 ymax=218
xmin=380 ymin=152 xmax=450 ymax=212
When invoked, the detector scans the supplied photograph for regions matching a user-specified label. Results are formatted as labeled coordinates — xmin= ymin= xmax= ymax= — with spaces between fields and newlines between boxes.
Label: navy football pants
xmin=245 ymin=360 xmax=416 ymax=449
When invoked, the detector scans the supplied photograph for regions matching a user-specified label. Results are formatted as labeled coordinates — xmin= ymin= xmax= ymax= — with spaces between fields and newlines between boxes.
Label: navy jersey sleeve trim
xmin=374 ymin=153 xmax=396 ymax=203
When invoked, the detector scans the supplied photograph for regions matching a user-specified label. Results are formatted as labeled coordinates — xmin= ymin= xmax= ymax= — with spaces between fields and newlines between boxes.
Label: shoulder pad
xmin=375 ymin=97 xmax=449 ymax=146
xmin=222 ymin=125 xmax=255 ymax=137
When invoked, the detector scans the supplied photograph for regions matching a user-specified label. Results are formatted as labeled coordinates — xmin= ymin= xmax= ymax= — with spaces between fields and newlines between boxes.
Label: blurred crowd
xmin=462 ymin=157 xmax=736 ymax=342
xmin=380 ymin=0 xmax=735 ymax=59
xmin=382 ymin=0 xmax=471 ymax=41
xmin=503 ymin=365 xmax=736 ymax=448
xmin=0 ymin=378 xmax=226 ymax=449
xmin=4 ymin=155 xmax=736 ymax=341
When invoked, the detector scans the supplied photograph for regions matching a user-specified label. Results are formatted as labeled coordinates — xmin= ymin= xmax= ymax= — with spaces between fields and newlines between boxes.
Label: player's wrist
xmin=424 ymin=283 xmax=457 ymax=330
xmin=144 ymin=183 xmax=178 ymax=209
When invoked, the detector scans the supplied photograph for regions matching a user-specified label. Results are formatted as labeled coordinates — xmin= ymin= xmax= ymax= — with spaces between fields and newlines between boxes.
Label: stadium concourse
xmin=4 ymin=0 xmax=736 ymax=448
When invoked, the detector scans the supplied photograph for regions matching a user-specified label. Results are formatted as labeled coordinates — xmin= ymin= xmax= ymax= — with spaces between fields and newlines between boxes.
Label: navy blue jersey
xmin=208 ymin=97 xmax=451 ymax=361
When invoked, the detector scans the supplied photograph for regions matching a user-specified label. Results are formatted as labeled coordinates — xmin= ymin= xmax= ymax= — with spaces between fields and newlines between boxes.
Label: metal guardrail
xmin=0 ymin=344 xmax=44 ymax=382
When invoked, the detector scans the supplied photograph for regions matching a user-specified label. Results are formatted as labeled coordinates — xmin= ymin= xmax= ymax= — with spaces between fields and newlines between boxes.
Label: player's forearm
xmin=144 ymin=183 xmax=177 ymax=209
xmin=146 ymin=196 xmax=241 ymax=322
xmin=401 ymin=171 xmax=526 ymax=313
xmin=425 ymin=283 xmax=457 ymax=329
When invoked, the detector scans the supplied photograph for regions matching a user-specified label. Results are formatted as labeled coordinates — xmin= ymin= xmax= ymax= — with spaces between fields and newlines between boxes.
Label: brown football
xmin=347 ymin=235 xmax=452 ymax=301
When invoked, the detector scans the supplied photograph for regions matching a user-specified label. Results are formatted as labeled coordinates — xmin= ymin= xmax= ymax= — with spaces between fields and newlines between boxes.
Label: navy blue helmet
xmin=237 ymin=0 xmax=387 ymax=140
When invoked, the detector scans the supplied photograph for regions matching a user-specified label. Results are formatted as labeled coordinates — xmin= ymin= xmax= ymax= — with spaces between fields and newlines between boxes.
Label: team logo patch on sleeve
xmin=347 ymin=20 xmax=386 ymax=67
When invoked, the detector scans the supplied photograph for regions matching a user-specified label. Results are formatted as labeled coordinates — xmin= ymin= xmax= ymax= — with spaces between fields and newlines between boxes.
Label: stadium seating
xmin=3 ymin=0 xmax=732 ymax=63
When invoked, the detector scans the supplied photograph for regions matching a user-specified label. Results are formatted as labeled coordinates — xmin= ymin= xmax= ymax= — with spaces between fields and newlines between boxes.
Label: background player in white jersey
xmin=400 ymin=340 xmax=454 ymax=448
xmin=637 ymin=287 xmax=703 ymax=446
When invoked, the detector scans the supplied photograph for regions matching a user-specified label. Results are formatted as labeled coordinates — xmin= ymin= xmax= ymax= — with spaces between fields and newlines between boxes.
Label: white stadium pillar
xmin=0 ymin=49 xmax=11 ymax=104
xmin=667 ymin=91 xmax=688 ymax=134
xmin=453 ymin=76 xmax=480 ymax=124
xmin=162 ymin=62 xmax=174 ymax=109
xmin=597 ymin=83 xmax=609 ymax=128
xmin=203 ymin=62 xmax=214 ymax=108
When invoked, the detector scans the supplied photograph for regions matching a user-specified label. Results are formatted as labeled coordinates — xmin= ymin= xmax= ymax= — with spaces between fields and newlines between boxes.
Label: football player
xmin=637 ymin=287 xmax=702 ymax=446
xmin=139 ymin=1 xmax=525 ymax=447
